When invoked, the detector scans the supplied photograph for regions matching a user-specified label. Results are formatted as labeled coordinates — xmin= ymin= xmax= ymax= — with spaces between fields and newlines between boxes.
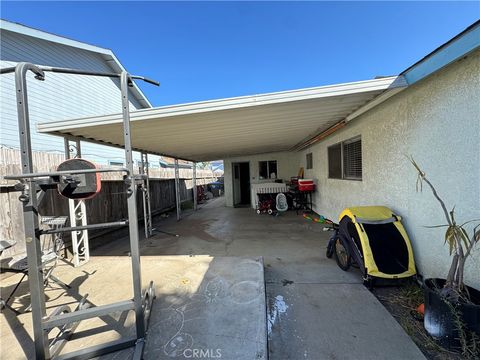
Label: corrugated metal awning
xmin=38 ymin=76 xmax=407 ymax=161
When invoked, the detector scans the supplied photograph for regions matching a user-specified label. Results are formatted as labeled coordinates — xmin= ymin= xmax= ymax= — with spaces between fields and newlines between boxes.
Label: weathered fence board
xmin=0 ymin=148 xmax=220 ymax=185
xmin=0 ymin=148 xmax=221 ymax=257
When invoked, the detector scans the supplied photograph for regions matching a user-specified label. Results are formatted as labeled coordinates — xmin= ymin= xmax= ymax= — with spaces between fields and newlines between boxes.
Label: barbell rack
xmin=1 ymin=62 xmax=158 ymax=360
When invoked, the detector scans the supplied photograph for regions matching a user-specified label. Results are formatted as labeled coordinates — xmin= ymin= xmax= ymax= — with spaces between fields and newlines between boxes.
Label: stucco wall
xmin=297 ymin=50 xmax=480 ymax=289
xmin=224 ymin=151 xmax=299 ymax=207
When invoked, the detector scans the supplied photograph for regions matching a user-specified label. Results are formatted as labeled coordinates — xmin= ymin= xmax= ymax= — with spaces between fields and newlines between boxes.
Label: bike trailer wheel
xmin=334 ymin=237 xmax=351 ymax=271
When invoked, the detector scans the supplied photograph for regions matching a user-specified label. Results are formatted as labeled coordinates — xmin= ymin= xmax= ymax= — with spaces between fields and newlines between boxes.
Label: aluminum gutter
xmin=293 ymin=21 xmax=480 ymax=151
xmin=38 ymin=76 xmax=402 ymax=133
xmin=401 ymin=20 xmax=480 ymax=85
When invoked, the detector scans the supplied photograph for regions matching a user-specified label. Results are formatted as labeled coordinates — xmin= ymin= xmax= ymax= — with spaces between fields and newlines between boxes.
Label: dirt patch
xmin=372 ymin=283 xmax=465 ymax=360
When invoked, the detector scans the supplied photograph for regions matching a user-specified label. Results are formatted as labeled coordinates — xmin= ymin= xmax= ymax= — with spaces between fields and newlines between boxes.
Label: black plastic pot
xmin=424 ymin=278 xmax=480 ymax=350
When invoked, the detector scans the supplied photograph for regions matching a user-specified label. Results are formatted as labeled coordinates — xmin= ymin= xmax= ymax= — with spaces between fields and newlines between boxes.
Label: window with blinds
xmin=327 ymin=136 xmax=362 ymax=180
xmin=343 ymin=137 xmax=362 ymax=180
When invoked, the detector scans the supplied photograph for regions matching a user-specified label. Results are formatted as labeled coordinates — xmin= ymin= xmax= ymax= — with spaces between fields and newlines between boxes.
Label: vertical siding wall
xmin=223 ymin=151 xmax=299 ymax=207
xmin=0 ymin=29 xmax=144 ymax=162
xmin=296 ymin=51 xmax=480 ymax=289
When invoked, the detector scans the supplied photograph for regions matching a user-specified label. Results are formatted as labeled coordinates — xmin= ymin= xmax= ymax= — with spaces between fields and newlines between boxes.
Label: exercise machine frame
xmin=1 ymin=62 xmax=158 ymax=359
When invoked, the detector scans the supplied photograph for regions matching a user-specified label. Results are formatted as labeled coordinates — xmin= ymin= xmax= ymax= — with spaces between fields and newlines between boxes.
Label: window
xmin=343 ymin=137 xmax=362 ymax=180
xmin=259 ymin=160 xmax=277 ymax=179
xmin=328 ymin=136 xmax=362 ymax=180
xmin=306 ymin=153 xmax=313 ymax=169
xmin=108 ymin=160 xmax=124 ymax=167
xmin=328 ymin=144 xmax=342 ymax=179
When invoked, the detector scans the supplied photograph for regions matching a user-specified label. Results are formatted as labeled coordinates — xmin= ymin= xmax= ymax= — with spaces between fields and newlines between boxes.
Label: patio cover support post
xmin=140 ymin=152 xmax=153 ymax=238
xmin=193 ymin=162 xmax=197 ymax=211
xmin=64 ymin=137 xmax=90 ymax=267
xmin=174 ymin=158 xmax=181 ymax=221
xmin=14 ymin=63 xmax=50 ymax=359
xmin=120 ymin=71 xmax=146 ymax=342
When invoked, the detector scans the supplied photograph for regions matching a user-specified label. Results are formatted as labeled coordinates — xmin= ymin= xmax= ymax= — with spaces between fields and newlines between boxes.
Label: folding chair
xmin=1 ymin=216 xmax=70 ymax=313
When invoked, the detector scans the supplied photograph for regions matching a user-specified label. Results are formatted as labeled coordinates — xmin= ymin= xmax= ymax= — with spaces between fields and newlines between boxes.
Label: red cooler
xmin=298 ymin=179 xmax=315 ymax=192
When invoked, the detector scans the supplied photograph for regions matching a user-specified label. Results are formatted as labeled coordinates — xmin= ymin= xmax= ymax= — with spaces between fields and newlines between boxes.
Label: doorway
xmin=232 ymin=162 xmax=251 ymax=207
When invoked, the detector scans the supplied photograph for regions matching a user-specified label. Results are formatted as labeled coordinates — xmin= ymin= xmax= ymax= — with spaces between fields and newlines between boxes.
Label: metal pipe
xmin=140 ymin=153 xmax=150 ymax=239
xmin=4 ymin=167 xmax=129 ymax=180
xmin=43 ymin=300 xmax=134 ymax=329
xmin=121 ymin=71 xmax=146 ymax=341
xmin=38 ymin=66 xmax=160 ymax=86
xmin=193 ymin=162 xmax=197 ymax=211
xmin=39 ymin=221 xmax=128 ymax=235
xmin=174 ymin=158 xmax=181 ymax=221
xmin=14 ymin=62 xmax=50 ymax=359
xmin=142 ymin=153 xmax=152 ymax=237
xmin=0 ymin=66 xmax=16 ymax=74
xmin=292 ymin=120 xmax=346 ymax=151
xmin=54 ymin=337 xmax=138 ymax=360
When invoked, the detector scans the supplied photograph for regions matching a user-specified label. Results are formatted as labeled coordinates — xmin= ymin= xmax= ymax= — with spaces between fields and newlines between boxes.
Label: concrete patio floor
xmin=1 ymin=254 xmax=267 ymax=360
xmin=1 ymin=197 xmax=426 ymax=359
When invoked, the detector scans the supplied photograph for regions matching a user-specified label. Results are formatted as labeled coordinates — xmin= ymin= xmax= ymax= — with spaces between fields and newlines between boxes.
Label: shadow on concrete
xmin=1 ymin=255 xmax=267 ymax=360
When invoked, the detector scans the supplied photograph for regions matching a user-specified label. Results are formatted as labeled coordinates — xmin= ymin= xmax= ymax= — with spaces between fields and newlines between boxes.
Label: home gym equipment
xmin=326 ymin=206 xmax=416 ymax=287
xmin=56 ymin=158 xmax=101 ymax=199
xmin=1 ymin=62 xmax=159 ymax=359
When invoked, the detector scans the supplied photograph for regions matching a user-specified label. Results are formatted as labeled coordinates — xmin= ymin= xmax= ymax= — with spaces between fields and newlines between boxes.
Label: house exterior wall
xmin=296 ymin=50 xmax=480 ymax=289
xmin=224 ymin=151 xmax=299 ymax=207
xmin=0 ymin=29 xmax=145 ymax=164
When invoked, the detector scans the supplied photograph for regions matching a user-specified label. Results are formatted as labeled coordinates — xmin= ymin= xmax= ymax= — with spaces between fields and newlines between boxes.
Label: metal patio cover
xmin=38 ymin=76 xmax=406 ymax=162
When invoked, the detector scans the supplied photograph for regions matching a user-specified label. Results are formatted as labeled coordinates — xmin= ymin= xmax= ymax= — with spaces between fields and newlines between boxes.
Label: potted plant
xmin=410 ymin=158 xmax=480 ymax=355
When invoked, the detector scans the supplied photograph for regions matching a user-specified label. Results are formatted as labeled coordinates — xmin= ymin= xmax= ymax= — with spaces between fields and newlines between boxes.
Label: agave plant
xmin=410 ymin=157 xmax=480 ymax=302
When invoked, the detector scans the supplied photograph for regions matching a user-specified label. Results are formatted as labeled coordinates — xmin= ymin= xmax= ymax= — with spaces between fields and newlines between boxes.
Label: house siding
xmin=297 ymin=50 xmax=480 ymax=289
xmin=0 ymin=29 xmax=144 ymax=163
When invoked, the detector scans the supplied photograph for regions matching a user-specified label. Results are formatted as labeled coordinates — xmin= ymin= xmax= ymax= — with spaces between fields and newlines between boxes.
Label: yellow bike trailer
xmin=334 ymin=206 xmax=416 ymax=285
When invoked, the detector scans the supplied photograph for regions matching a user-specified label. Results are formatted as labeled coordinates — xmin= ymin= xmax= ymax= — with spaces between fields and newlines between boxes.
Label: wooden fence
xmin=0 ymin=148 xmax=221 ymax=256
xmin=0 ymin=148 xmax=221 ymax=185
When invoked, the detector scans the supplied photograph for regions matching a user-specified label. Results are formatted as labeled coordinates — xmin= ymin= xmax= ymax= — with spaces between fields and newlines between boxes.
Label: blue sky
xmin=1 ymin=1 xmax=479 ymax=106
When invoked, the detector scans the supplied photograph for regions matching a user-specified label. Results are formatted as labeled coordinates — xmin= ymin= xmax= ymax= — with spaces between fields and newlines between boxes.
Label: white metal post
xmin=64 ymin=137 xmax=90 ymax=267
xmin=193 ymin=162 xmax=197 ymax=211
xmin=174 ymin=158 xmax=181 ymax=221
xmin=140 ymin=152 xmax=152 ymax=238
xmin=145 ymin=153 xmax=152 ymax=236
